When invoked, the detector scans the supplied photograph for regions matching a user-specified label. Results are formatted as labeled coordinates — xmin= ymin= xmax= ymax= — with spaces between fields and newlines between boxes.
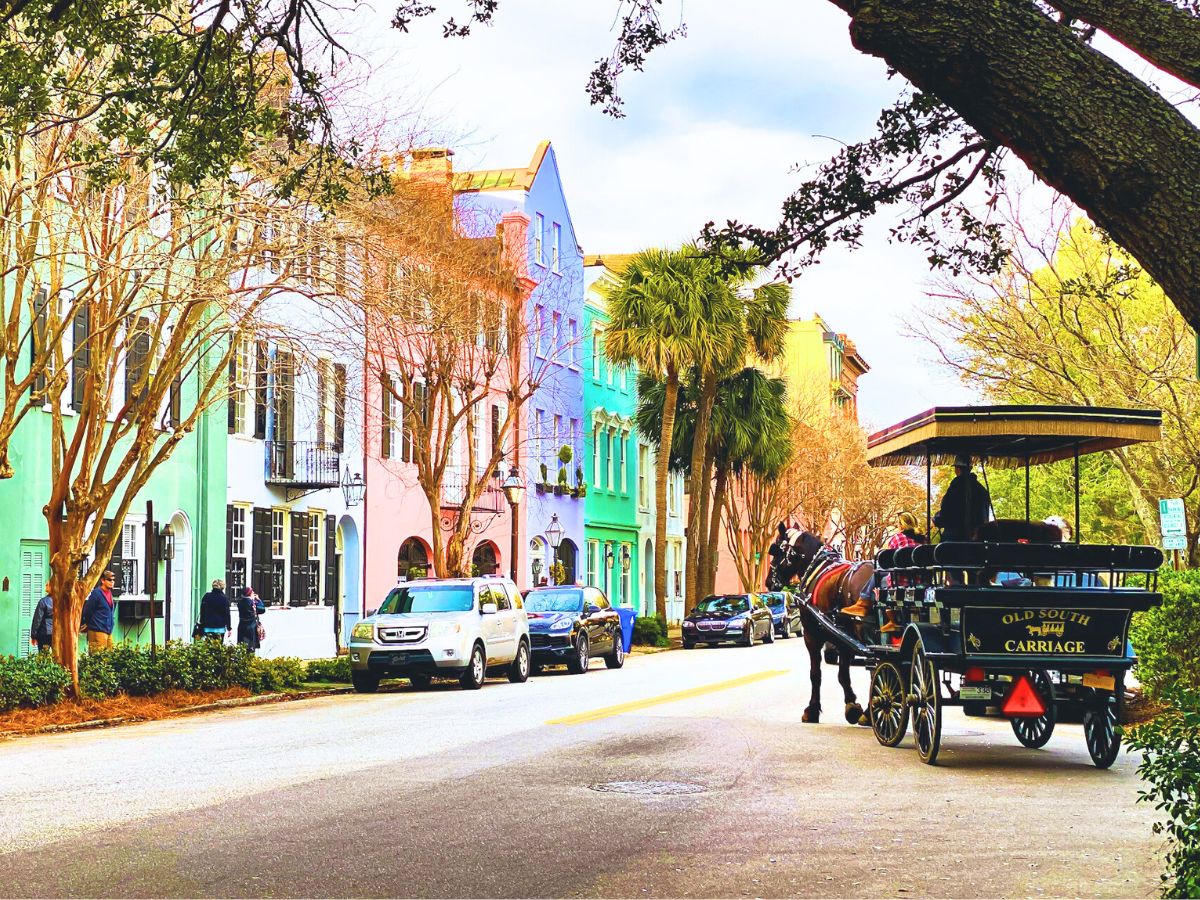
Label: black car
xmin=682 ymin=593 xmax=774 ymax=649
xmin=761 ymin=591 xmax=801 ymax=639
xmin=524 ymin=586 xmax=625 ymax=674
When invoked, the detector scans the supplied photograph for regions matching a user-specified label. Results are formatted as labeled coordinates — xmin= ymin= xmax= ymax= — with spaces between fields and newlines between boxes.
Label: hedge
xmin=0 ymin=643 xmax=352 ymax=712
xmin=632 ymin=615 xmax=670 ymax=647
xmin=1131 ymin=568 xmax=1200 ymax=702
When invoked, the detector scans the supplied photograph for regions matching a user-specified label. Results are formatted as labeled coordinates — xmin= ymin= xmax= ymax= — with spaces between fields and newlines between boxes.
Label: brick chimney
xmin=498 ymin=211 xmax=535 ymax=292
xmin=410 ymin=148 xmax=455 ymax=182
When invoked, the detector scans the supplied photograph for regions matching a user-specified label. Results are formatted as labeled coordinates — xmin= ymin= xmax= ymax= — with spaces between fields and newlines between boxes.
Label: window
xmin=332 ymin=363 xmax=347 ymax=453
xmin=619 ymin=432 xmax=627 ymax=494
xmin=551 ymin=222 xmax=561 ymax=272
xmin=587 ymin=540 xmax=599 ymax=588
xmin=226 ymin=505 xmax=248 ymax=594
xmin=228 ymin=338 xmax=251 ymax=435
xmin=231 ymin=507 xmax=247 ymax=557
xmin=271 ymin=510 xmax=285 ymax=558
xmin=551 ymin=311 xmax=561 ymax=358
xmin=668 ymin=473 xmax=678 ymax=515
xmin=620 ymin=543 xmax=631 ymax=606
xmin=491 ymin=402 xmax=503 ymax=460
xmin=606 ymin=352 xmax=614 ymax=386
xmin=253 ymin=341 xmax=268 ymax=439
xmin=534 ymin=213 xmax=545 ymax=265
xmin=592 ymin=329 xmax=601 ymax=380
xmin=316 ymin=358 xmax=330 ymax=445
xmin=638 ymin=444 xmax=649 ymax=509
xmin=124 ymin=316 xmax=152 ymax=409
xmin=569 ymin=319 xmax=579 ymax=368
xmin=270 ymin=508 xmax=286 ymax=605
xmin=474 ymin=406 xmax=487 ymax=474
xmin=620 ymin=366 xmax=627 ymax=390
xmin=592 ymin=425 xmax=601 ymax=486
xmin=533 ymin=408 xmax=545 ymax=469
xmin=120 ymin=521 xmax=142 ymax=596
xmin=569 ymin=418 xmax=579 ymax=470
xmin=552 ymin=414 xmax=563 ymax=466
xmin=308 ymin=511 xmax=323 ymax=604
xmin=534 ymin=304 xmax=544 ymax=357
xmin=606 ymin=428 xmax=615 ymax=491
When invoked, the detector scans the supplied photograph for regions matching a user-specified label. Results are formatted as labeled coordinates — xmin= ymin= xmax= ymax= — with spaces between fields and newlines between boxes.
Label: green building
xmin=581 ymin=256 xmax=642 ymax=608
xmin=0 ymin=352 xmax=227 ymax=659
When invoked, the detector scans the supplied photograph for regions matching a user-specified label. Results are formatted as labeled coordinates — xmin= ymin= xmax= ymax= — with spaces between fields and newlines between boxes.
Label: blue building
xmin=456 ymin=142 xmax=586 ymax=587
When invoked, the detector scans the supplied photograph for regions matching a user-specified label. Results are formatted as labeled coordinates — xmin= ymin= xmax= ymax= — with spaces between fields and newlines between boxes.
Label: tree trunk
xmin=653 ymin=369 xmax=680 ymax=621
xmin=839 ymin=0 xmax=1200 ymax=331
xmin=704 ymin=464 xmax=729 ymax=598
xmin=693 ymin=442 xmax=715 ymax=599
xmin=684 ymin=369 xmax=718 ymax=612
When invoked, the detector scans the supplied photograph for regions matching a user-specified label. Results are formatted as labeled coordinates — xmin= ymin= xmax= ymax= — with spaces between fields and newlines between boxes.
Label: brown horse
xmin=796 ymin=549 xmax=875 ymax=725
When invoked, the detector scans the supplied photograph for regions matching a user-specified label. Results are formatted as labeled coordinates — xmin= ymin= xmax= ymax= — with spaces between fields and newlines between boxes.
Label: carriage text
xmin=1003 ymin=639 xmax=1086 ymax=653
xmin=1001 ymin=609 xmax=1091 ymax=627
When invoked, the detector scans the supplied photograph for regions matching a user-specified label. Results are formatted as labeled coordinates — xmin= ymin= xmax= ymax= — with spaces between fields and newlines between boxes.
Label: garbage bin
xmin=615 ymin=606 xmax=637 ymax=654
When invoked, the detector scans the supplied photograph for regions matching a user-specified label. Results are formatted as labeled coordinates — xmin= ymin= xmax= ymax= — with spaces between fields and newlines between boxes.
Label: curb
xmin=0 ymin=685 xmax=354 ymax=740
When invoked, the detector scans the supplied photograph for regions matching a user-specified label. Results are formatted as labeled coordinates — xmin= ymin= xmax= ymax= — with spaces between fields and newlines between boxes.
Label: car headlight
xmin=550 ymin=618 xmax=574 ymax=632
xmin=429 ymin=622 xmax=462 ymax=639
xmin=351 ymin=622 xmax=374 ymax=642
xmin=726 ymin=616 xmax=746 ymax=628
xmin=683 ymin=621 xmax=695 ymax=629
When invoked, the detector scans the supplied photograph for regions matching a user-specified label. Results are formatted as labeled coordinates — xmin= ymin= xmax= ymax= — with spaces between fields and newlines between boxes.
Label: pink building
xmin=361 ymin=167 xmax=535 ymax=614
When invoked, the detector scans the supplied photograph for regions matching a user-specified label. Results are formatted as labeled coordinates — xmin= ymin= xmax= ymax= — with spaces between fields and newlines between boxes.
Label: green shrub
xmin=305 ymin=656 xmax=351 ymax=682
xmin=1127 ymin=688 xmax=1200 ymax=898
xmin=632 ymin=615 xmax=669 ymax=647
xmin=104 ymin=643 xmax=167 ymax=696
xmin=0 ymin=654 xmax=71 ymax=712
xmin=244 ymin=656 xmax=306 ymax=693
xmin=78 ymin=650 xmax=121 ymax=699
xmin=1131 ymin=569 xmax=1200 ymax=702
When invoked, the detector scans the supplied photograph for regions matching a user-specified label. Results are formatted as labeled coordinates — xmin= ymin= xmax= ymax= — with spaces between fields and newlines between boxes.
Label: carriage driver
xmin=934 ymin=454 xmax=992 ymax=542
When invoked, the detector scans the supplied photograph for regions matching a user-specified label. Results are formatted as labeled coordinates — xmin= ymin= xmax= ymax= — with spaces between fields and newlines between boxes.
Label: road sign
xmin=1160 ymin=498 xmax=1187 ymax=535
xmin=1164 ymin=533 xmax=1188 ymax=551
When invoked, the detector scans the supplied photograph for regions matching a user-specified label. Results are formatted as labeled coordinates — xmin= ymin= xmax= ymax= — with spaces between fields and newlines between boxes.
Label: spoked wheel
xmin=1011 ymin=669 xmax=1056 ymax=749
xmin=869 ymin=661 xmax=910 ymax=748
xmin=910 ymin=642 xmax=942 ymax=765
xmin=1084 ymin=675 xmax=1124 ymax=769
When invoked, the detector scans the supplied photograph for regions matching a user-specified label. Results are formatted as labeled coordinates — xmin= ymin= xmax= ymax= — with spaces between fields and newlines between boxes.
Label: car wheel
xmin=682 ymin=639 xmax=695 ymax=650
xmin=764 ymin=621 xmax=775 ymax=644
xmin=351 ymin=670 xmax=380 ymax=694
xmin=460 ymin=643 xmax=486 ymax=690
xmin=605 ymin=630 xmax=625 ymax=669
xmin=508 ymin=639 xmax=531 ymax=683
xmin=409 ymin=673 xmax=432 ymax=691
xmin=779 ymin=621 xmax=790 ymax=639
xmin=567 ymin=634 xmax=590 ymax=674
xmin=741 ymin=626 xmax=754 ymax=648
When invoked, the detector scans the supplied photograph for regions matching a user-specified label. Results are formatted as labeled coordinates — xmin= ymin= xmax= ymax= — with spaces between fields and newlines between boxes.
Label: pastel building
xmin=456 ymin=142 xmax=586 ymax=588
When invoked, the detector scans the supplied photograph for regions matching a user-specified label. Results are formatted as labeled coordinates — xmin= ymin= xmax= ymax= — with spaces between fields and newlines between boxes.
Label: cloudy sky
xmin=338 ymin=0 xmax=981 ymax=429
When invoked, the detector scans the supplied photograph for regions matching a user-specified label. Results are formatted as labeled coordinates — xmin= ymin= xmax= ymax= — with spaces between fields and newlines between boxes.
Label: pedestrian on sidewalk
xmin=196 ymin=579 xmax=231 ymax=641
xmin=81 ymin=570 xmax=117 ymax=652
xmin=29 ymin=593 xmax=53 ymax=653
xmin=236 ymin=586 xmax=263 ymax=654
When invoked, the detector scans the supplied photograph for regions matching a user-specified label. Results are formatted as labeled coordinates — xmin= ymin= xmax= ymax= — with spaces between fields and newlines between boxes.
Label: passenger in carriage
xmin=934 ymin=455 xmax=992 ymax=542
xmin=887 ymin=512 xmax=927 ymax=551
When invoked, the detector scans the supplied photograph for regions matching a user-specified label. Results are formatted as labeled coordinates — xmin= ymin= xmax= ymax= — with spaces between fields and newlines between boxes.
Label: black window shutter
xmin=253 ymin=341 xmax=268 ymax=439
xmin=289 ymin=511 xmax=308 ymax=605
xmin=316 ymin=363 xmax=327 ymax=445
xmin=225 ymin=505 xmax=236 ymax=590
xmin=333 ymin=364 xmax=346 ymax=454
xmin=145 ymin=520 xmax=159 ymax=595
xmin=324 ymin=515 xmax=337 ymax=606
xmin=227 ymin=352 xmax=237 ymax=433
xmin=381 ymin=374 xmax=392 ymax=459
xmin=99 ymin=518 xmax=125 ymax=593
xmin=168 ymin=374 xmax=182 ymax=427
xmin=31 ymin=288 xmax=48 ymax=401
xmin=71 ymin=305 xmax=89 ymax=411
xmin=251 ymin=507 xmax=272 ymax=604
xmin=125 ymin=317 xmax=151 ymax=406
xmin=491 ymin=404 xmax=500 ymax=458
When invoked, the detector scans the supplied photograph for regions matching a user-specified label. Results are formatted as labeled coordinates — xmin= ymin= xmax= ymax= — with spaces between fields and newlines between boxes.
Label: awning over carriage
xmin=866 ymin=405 xmax=1162 ymax=468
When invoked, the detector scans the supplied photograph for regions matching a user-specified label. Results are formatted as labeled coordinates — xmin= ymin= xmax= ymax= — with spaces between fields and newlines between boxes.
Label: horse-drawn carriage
xmin=782 ymin=405 xmax=1163 ymax=768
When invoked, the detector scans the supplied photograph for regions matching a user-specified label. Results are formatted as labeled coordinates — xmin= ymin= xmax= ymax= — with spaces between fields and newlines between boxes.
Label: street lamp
xmin=621 ymin=544 xmax=631 ymax=572
xmin=341 ymin=469 xmax=366 ymax=507
xmin=158 ymin=524 xmax=176 ymax=561
xmin=545 ymin=513 xmax=564 ymax=584
xmin=501 ymin=466 xmax=525 ymax=582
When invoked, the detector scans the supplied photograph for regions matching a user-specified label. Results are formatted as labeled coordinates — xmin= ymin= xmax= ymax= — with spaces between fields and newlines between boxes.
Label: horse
xmin=766 ymin=529 xmax=873 ymax=725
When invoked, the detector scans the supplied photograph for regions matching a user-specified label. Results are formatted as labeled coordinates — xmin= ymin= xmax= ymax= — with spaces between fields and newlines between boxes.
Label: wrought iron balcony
xmin=266 ymin=440 xmax=341 ymax=490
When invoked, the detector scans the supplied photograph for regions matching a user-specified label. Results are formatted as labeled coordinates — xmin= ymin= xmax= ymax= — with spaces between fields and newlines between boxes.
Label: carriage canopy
xmin=865 ymin=405 xmax=1161 ymax=468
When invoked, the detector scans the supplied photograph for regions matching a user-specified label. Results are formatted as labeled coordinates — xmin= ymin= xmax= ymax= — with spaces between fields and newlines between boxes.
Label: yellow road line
xmin=546 ymin=669 xmax=789 ymax=726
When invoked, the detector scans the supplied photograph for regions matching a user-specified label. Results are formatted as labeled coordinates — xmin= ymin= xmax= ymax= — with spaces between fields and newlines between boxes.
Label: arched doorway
xmin=167 ymin=511 xmax=193 ymax=641
xmin=529 ymin=537 xmax=548 ymax=587
xmin=643 ymin=539 xmax=654 ymax=616
xmin=338 ymin=515 xmax=361 ymax=618
xmin=472 ymin=540 xmax=499 ymax=576
xmin=397 ymin=537 xmax=430 ymax=579
xmin=558 ymin=538 xmax=578 ymax=585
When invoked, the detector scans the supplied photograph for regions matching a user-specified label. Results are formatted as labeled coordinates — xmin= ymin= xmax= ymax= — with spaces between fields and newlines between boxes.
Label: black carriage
xmin=805 ymin=405 xmax=1163 ymax=767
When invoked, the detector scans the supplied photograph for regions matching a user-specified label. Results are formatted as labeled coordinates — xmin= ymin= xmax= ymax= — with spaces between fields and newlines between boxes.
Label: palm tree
xmin=604 ymin=247 xmax=721 ymax=620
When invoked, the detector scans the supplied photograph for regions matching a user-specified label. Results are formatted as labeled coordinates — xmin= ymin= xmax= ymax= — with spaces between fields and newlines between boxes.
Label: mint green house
xmin=581 ymin=256 xmax=642 ymax=609
xmin=0 ymin=331 xmax=228 ymax=659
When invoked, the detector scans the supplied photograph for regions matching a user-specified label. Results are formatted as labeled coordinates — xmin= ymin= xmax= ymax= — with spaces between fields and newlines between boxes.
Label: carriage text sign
xmin=962 ymin=607 xmax=1127 ymax=656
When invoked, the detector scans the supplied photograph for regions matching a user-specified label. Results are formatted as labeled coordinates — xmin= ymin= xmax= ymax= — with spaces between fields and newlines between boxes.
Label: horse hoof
xmin=802 ymin=708 xmax=820 ymax=724
xmin=844 ymin=702 xmax=863 ymax=725
xmin=858 ymin=714 xmax=870 ymax=727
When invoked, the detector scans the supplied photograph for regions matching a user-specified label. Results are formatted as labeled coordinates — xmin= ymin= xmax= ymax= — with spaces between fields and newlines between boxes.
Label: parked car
xmin=762 ymin=590 xmax=801 ymax=639
xmin=682 ymin=593 xmax=774 ymax=649
xmin=524 ymin=585 xmax=625 ymax=674
xmin=348 ymin=576 xmax=530 ymax=692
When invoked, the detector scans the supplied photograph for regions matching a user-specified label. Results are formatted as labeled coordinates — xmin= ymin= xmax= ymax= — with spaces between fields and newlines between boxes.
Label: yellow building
xmin=763 ymin=314 xmax=869 ymax=421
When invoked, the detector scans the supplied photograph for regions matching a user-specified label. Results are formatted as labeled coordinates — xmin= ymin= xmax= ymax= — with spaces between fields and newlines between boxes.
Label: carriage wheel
xmin=869 ymin=661 xmax=909 ymax=748
xmin=1011 ymin=669 xmax=1056 ymax=749
xmin=910 ymin=642 xmax=942 ymax=765
xmin=1084 ymin=675 xmax=1124 ymax=769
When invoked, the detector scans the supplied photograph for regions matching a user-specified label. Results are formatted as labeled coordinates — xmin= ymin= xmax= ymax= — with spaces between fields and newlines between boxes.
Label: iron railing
xmin=266 ymin=440 xmax=341 ymax=488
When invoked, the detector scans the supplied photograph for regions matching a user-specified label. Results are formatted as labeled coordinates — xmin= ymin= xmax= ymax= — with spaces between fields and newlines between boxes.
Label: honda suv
xmin=348 ymin=576 xmax=531 ymax=692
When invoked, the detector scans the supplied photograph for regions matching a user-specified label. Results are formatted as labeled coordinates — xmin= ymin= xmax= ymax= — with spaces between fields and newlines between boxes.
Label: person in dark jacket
xmin=30 ymin=594 xmax=53 ymax=653
xmin=197 ymin=579 xmax=231 ymax=641
xmin=236 ymin=586 xmax=262 ymax=653
xmin=81 ymin=570 xmax=117 ymax=652
xmin=934 ymin=455 xmax=993 ymax=542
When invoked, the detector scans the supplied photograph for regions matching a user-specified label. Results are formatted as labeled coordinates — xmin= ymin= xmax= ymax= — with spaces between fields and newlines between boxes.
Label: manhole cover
xmin=588 ymin=780 xmax=706 ymax=795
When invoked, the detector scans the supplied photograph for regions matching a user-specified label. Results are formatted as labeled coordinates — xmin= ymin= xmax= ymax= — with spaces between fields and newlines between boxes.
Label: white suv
xmin=348 ymin=576 xmax=531 ymax=692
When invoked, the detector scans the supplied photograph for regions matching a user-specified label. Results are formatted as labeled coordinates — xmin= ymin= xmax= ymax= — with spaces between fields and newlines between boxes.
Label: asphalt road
xmin=0 ymin=640 xmax=1161 ymax=898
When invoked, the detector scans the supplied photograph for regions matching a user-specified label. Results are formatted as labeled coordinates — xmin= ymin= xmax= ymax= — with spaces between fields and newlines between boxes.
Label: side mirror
xmin=481 ymin=602 xmax=498 ymax=615
xmin=584 ymin=603 xmax=600 ymax=615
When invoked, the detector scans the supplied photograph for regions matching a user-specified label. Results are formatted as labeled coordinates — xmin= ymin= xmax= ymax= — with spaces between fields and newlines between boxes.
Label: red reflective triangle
xmin=1002 ymin=675 xmax=1047 ymax=718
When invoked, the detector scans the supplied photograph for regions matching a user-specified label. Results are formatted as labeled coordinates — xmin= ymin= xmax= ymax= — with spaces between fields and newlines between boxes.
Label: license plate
xmin=1082 ymin=673 xmax=1116 ymax=691
xmin=959 ymin=686 xmax=992 ymax=701
xmin=391 ymin=652 xmax=409 ymax=664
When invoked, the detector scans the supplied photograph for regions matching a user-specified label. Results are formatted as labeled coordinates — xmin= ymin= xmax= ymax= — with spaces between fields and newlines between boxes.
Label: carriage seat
xmin=975 ymin=518 xmax=1063 ymax=543
xmin=930 ymin=542 xmax=1164 ymax=573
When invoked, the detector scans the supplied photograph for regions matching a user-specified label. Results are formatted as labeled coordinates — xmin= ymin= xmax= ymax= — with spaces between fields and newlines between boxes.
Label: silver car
xmin=348 ymin=576 xmax=531 ymax=692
